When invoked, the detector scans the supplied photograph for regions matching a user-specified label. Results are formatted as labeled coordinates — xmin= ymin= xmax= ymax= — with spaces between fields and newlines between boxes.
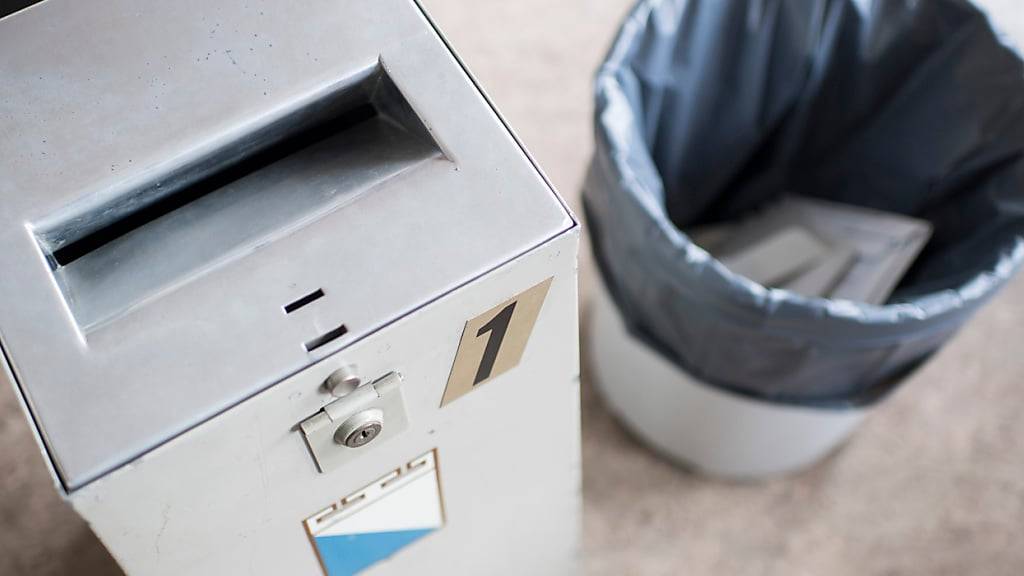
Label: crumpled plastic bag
xmin=585 ymin=0 xmax=1024 ymax=406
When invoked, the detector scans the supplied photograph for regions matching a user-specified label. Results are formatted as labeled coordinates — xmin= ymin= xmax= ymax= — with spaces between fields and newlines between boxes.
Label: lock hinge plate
xmin=300 ymin=372 xmax=408 ymax=473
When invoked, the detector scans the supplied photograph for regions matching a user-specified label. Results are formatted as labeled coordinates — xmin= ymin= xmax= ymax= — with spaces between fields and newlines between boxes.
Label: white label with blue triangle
xmin=304 ymin=450 xmax=445 ymax=575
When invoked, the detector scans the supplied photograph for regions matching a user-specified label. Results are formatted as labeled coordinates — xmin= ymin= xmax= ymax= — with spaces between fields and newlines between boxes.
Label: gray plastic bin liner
xmin=585 ymin=0 xmax=1024 ymax=407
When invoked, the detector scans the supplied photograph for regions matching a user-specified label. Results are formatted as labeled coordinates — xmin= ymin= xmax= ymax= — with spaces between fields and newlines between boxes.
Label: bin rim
xmin=592 ymin=0 xmax=1024 ymax=333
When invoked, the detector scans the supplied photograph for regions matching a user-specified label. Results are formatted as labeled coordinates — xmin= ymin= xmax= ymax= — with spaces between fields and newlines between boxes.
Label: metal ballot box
xmin=0 ymin=1 xmax=581 ymax=574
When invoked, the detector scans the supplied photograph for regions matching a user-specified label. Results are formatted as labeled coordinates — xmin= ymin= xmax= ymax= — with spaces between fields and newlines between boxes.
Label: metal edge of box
xmin=0 ymin=335 xmax=66 ymax=496
xmin=410 ymin=0 xmax=580 ymax=228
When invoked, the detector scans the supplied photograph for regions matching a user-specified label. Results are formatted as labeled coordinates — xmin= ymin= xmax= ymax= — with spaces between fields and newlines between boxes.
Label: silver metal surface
xmin=0 ymin=0 xmax=574 ymax=490
xmin=70 ymin=233 xmax=582 ymax=574
xmin=325 ymin=366 xmax=362 ymax=398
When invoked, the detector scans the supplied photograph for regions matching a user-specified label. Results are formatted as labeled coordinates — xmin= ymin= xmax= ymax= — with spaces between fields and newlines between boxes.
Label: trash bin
xmin=584 ymin=0 xmax=1024 ymax=477
xmin=0 ymin=0 xmax=581 ymax=574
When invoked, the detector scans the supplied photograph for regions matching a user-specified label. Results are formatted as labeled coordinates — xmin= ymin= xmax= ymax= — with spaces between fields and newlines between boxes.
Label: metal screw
xmin=325 ymin=365 xmax=361 ymax=398
xmin=335 ymin=409 xmax=384 ymax=448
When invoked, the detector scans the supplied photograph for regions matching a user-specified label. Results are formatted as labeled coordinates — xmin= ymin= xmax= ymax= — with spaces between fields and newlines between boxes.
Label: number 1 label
xmin=440 ymin=278 xmax=553 ymax=407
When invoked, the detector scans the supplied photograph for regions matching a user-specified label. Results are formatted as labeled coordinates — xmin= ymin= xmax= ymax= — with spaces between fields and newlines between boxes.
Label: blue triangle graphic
xmin=315 ymin=528 xmax=434 ymax=575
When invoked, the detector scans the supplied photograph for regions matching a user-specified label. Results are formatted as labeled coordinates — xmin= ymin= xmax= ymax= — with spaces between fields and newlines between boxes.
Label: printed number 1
xmin=473 ymin=301 xmax=517 ymax=385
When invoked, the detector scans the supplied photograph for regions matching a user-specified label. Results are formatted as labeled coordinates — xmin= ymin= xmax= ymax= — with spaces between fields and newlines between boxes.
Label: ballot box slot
xmin=32 ymin=63 xmax=442 ymax=331
xmin=48 ymin=103 xmax=379 ymax=268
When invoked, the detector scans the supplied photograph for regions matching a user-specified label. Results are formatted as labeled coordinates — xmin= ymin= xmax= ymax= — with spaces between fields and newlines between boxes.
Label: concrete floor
xmin=2 ymin=1 xmax=1024 ymax=574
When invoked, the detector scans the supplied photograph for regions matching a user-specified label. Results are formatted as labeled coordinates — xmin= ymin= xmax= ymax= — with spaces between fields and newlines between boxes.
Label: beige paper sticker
xmin=440 ymin=277 xmax=553 ymax=407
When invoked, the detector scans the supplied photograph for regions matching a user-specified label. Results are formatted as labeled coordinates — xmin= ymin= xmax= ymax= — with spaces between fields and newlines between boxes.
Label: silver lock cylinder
xmin=335 ymin=409 xmax=384 ymax=447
